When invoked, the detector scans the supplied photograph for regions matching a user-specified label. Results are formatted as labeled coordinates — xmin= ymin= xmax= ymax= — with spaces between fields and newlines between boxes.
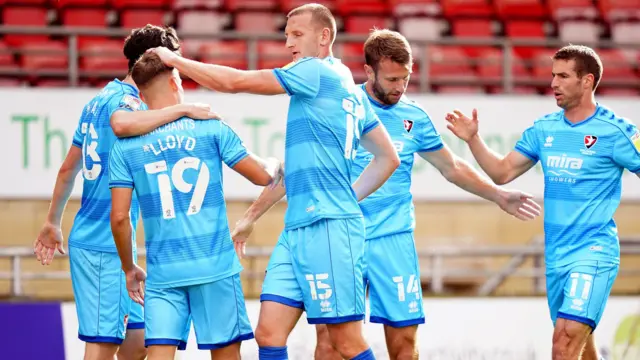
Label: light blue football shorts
xmin=144 ymin=273 xmax=254 ymax=350
xmin=364 ymin=232 xmax=425 ymax=327
xmin=261 ymin=217 xmax=367 ymax=324
xmin=69 ymin=246 xmax=144 ymax=345
xmin=546 ymin=259 xmax=619 ymax=330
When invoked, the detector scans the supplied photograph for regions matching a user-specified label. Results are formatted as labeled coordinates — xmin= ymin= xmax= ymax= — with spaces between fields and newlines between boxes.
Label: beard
xmin=372 ymin=79 xmax=402 ymax=105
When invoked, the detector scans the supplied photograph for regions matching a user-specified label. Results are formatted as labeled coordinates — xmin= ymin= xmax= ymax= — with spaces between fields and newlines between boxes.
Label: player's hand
xmin=445 ymin=109 xmax=479 ymax=142
xmin=231 ymin=219 xmax=255 ymax=259
xmin=184 ymin=103 xmax=220 ymax=120
xmin=496 ymin=189 xmax=542 ymax=221
xmin=33 ymin=222 xmax=66 ymax=266
xmin=125 ymin=265 xmax=147 ymax=306
xmin=146 ymin=46 xmax=180 ymax=67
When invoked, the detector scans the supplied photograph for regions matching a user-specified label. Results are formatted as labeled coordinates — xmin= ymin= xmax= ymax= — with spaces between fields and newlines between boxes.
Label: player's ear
xmin=584 ymin=73 xmax=594 ymax=90
xmin=364 ymin=64 xmax=375 ymax=82
xmin=319 ymin=27 xmax=331 ymax=47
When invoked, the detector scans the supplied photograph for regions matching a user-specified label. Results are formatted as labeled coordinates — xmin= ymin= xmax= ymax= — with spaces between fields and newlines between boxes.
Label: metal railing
xmin=2 ymin=26 xmax=640 ymax=92
xmin=2 ymin=236 xmax=640 ymax=298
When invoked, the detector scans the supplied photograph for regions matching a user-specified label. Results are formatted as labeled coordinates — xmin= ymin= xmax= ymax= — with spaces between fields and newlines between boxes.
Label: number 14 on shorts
xmin=393 ymin=275 xmax=420 ymax=302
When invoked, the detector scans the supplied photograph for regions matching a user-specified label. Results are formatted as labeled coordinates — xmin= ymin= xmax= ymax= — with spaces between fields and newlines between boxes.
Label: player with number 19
xmin=33 ymin=25 xmax=219 ymax=360
xmin=109 ymin=52 xmax=282 ymax=360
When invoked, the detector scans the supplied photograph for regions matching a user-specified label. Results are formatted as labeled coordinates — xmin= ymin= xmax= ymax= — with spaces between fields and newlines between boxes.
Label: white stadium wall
xmin=1 ymin=89 xmax=639 ymax=201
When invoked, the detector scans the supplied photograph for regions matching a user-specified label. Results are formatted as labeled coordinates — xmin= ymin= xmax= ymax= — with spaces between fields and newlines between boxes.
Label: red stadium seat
xmin=279 ymin=0 xmax=336 ymax=12
xmin=598 ymin=0 xmax=640 ymax=21
xmin=200 ymin=41 xmax=248 ymax=70
xmin=61 ymin=8 xmax=109 ymax=47
xmin=4 ymin=0 xmax=48 ymax=4
xmin=489 ymin=86 xmax=539 ymax=94
xmin=121 ymin=9 xmax=168 ymax=28
xmin=494 ymin=0 xmax=547 ymax=19
xmin=336 ymin=0 xmax=388 ymax=15
xmin=20 ymin=41 xmax=69 ymax=71
xmin=257 ymin=41 xmax=291 ymax=69
xmin=235 ymin=12 xmax=281 ymax=33
xmin=427 ymin=46 xmax=477 ymax=82
xmin=344 ymin=15 xmax=391 ymax=34
xmin=225 ymin=0 xmax=278 ymax=11
xmin=336 ymin=42 xmax=365 ymax=80
xmin=80 ymin=40 xmax=128 ymax=72
xmin=451 ymin=19 xmax=494 ymax=37
xmin=180 ymin=78 xmax=199 ymax=90
xmin=441 ymin=0 xmax=493 ymax=18
xmin=474 ymin=47 xmax=531 ymax=82
xmin=111 ymin=0 xmax=170 ymax=9
xmin=596 ymin=48 xmax=637 ymax=81
xmin=505 ymin=21 xmax=547 ymax=59
xmin=388 ymin=0 xmax=441 ymax=17
xmin=2 ymin=7 xmax=49 ymax=46
xmin=0 ymin=42 xmax=16 ymax=69
xmin=547 ymin=0 xmax=598 ymax=20
xmin=55 ymin=0 xmax=109 ymax=7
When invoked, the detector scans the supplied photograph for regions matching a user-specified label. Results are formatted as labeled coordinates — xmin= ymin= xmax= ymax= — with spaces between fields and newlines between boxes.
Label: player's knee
xmin=552 ymin=322 xmax=590 ymax=360
xmin=117 ymin=346 xmax=147 ymax=360
xmin=315 ymin=325 xmax=340 ymax=359
xmin=255 ymin=323 xmax=287 ymax=347
xmin=386 ymin=327 xmax=418 ymax=360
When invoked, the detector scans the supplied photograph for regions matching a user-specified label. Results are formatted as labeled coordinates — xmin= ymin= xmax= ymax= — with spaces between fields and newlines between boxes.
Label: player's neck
xmin=364 ymin=81 xmax=383 ymax=105
xmin=122 ymin=75 xmax=138 ymax=91
xmin=564 ymin=96 xmax=597 ymax=124
xmin=145 ymin=95 xmax=180 ymax=111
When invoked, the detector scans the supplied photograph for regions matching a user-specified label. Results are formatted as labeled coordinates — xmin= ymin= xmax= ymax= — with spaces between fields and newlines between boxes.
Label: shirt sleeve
xmin=272 ymin=57 xmax=321 ymax=99
xmin=361 ymin=97 xmax=381 ymax=135
xmin=514 ymin=125 xmax=540 ymax=163
xmin=218 ymin=121 xmax=250 ymax=168
xmin=109 ymin=93 xmax=143 ymax=119
xmin=108 ymin=141 xmax=134 ymax=189
xmin=613 ymin=126 xmax=640 ymax=173
xmin=418 ymin=116 xmax=444 ymax=153
xmin=72 ymin=115 xmax=85 ymax=149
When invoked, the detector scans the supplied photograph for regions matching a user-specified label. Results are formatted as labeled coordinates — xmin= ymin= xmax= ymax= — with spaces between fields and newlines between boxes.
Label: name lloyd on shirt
xmin=143 ymin=135 xmax=196 ymax=155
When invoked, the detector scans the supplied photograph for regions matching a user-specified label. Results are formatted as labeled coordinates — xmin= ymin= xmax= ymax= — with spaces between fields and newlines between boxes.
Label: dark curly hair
xmin=123 ymin=24 xmax=181 ymax=73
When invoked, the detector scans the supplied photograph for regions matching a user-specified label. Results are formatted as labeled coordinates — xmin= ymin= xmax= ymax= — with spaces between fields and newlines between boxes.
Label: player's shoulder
xmin=281 ymin=57 xmax=318 ymax=71
xmin=532 ymin=110 xmax=563 ymax=127
xmin=592 ymin=104 xmax=637 ymax=134
xmin=397 ymin=95 xmax=433 ymax=123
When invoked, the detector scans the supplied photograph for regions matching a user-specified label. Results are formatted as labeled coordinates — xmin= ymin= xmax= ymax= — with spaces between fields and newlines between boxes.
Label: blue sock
xmin=351 ymin=348 xmax=375 ymax=360
xmin=259 ymin=346 xmax=288 ymax=360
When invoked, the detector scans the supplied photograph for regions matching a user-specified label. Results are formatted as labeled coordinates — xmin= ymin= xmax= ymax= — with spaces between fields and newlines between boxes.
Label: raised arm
xmin=34 ymin=145 xmax=82 ymax=265
xmin=419 ymin=145 xmax=540 ymax=220
xmin=149 ymin=47 xmax=286 ymax=95
xmin=446 ymin=109 xmax=535 ymax=185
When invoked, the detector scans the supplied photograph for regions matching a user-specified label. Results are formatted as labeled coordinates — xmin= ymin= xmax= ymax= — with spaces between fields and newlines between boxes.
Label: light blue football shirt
xmin=351 ymin=85 xmax=443 ymax=239
xmin=68 ymin=79 xmax=142 ymax=253
xmin=515 ymin=104 xmax=640 ymax=267
xmin=109 ymin=118 xmax=249 ymax=289
xmin=272 ymin=57 xmax=381 ymax=230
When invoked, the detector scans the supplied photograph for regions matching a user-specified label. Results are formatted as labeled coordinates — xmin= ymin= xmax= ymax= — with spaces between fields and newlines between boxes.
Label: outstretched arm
xmin=446 ymin=109 xmax=535 ymax=185
xmin=149 ymin=47 xmax=285 ymax=95
xmin=419 ymin=145 xmax=541 ymax=220
xmin=111 ymin=103 xmax=218 ymax=138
